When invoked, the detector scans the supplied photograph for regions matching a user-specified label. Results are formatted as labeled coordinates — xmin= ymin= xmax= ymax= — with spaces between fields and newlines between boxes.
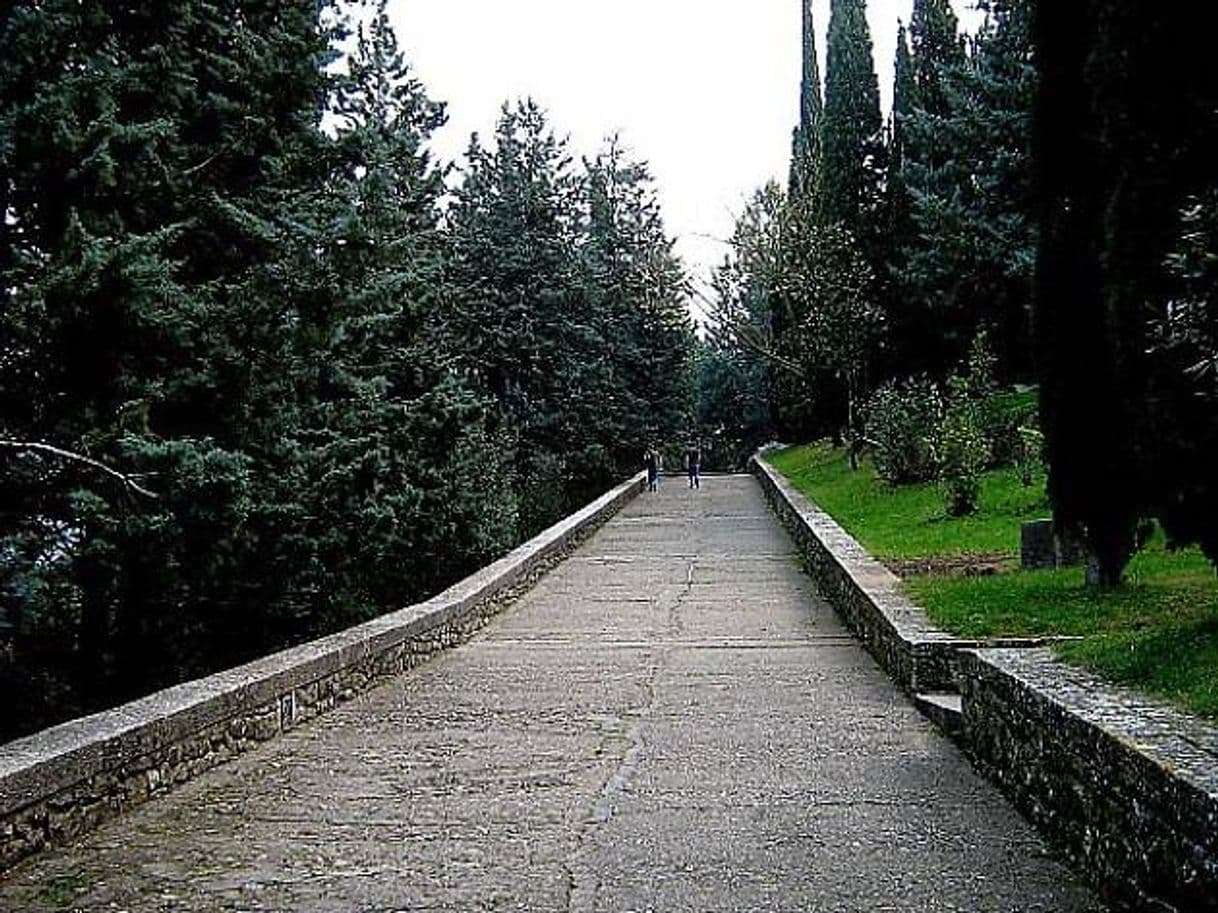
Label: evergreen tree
xmin=700 ymin=198 xmax=784 ymax=463
xmin=0 ymin=0 xmax=342 ymax=729
xmin=889 ymin=22 xmax=916 ymax=181
xmin=818 ymin=0 xmax=884 ymax=240
xmin=1032 ymin=0 xmax=1215 ymax=584
xmin=583 ymin=141 xmax=695 ymax=469
xmin=882 ymin=0 xmax=969 ymax=380
xmin=450 ymin=109 xmax=696 ymax=528
xmin=0 ymin=1 xmax=699 ymax=743
xmin=900 ymin=1 xmax=1037 ymax=380
xmin=880 ymin=21 xmax=920 ymax=378
xmin=789 ymin=0 xmax=823 ymax=204
xmin=909 ymin=0 xmax=964 ymax=121
xmin=267 ymin=0 xmax=518 ymax=629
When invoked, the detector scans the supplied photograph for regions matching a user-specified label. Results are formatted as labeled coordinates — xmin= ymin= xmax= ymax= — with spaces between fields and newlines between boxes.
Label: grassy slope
xmin=768 ymin=443 xmax=1218 ymax=719
xmin=767 ymin=441 xmax=1050 ymax=558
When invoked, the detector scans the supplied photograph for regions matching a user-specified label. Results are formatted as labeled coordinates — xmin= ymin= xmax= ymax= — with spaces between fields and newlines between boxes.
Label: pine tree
xmin=583 ymin=141 xmax=695 ymax=471
xmin=0 ymin=0 xmax=343 ymax=732
xmin=448 ymin=101 xmax=613 ymax=533
xmin=269 ymin=0 xmax=518 ymax=626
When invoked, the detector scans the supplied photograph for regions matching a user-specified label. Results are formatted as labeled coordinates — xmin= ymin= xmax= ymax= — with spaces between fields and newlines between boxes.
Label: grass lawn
xmin=767 ymin=441 xmax=1050 ymax=558
xmin=768 ymin=442 xmax=1218 ymax=720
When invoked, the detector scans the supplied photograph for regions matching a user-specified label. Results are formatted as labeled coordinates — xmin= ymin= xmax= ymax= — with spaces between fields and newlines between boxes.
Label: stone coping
xmin=0 ymin=472 xmax=646 ymax=824
xmin=751 ymin=456 xmax=953 ymax=637
xmin=753 ymin=451 xmax=1218 ymax=908
xmin=750 ymin=454 xmax=995 ymax=692
xmin=967 ymin=647 xmax=1218 ymax=810
xmin=962 ymin=648 xmax=1218 ymax=911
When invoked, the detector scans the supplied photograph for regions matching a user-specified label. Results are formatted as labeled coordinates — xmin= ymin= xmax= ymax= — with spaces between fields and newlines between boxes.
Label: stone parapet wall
xmin=749 ymin=452 xmax=1218 ymax=911
xmin=0 ymin=473 xmax=645 ymax=873
xmin=750 ymin=455 xmax=977 ymax=693
xmin=961 ymin=648 xmax=1218 ymax=912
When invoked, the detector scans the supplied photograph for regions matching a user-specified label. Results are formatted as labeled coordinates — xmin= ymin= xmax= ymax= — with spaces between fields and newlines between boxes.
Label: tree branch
xmin=689 ymin=285 xmax=804 ymax=377
xmin=0 ymin=441 xmax=161 ymax=500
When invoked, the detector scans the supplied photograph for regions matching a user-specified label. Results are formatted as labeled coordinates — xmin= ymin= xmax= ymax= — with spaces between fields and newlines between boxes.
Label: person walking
xmin=686 ymin=441 xmax=701 ymax=490
xmin=645 ymin=447 xmax=659 ymax=492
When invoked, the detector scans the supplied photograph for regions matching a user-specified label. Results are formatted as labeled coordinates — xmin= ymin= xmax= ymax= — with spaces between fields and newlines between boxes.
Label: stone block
xmin=1022 ymin=519 xmax=1085 ymax=570
xmin=1021 ymin=520 xmax=1057 ymax=570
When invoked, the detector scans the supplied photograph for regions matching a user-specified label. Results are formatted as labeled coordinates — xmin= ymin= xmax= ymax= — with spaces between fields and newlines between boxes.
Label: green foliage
xmin=818 ymin=0 xmax=884 ymax=241
xmin=1031 ymin=1 xmax=1217 ymax=585
xmin=704 ymin=183 xmax=793 ymax=441
xmin=694 ymin=339 xmax=774 ymax=471
xmin=911 ymin=543 xmax=1218 ymax=720
xmin=0 ymin=1 xmax=694 ymax=742
xmin=1014 ymin=424 xmax=1045 ymax=487
xmin=773 ymin=447 xmax=1218 ymax=721
xmin=793 ymin=222 xmax=884 ymax=424
xmin=893 ymin=0 xmax=1036 ymax=381
xmin=449 ymin=108 xmax=693 ymax=533
xmin=767 ymin=441 xmax=1047 ymax=558
xmin=789 ymin=0 xmax=823 ymax=203
xmin=1147 ymin=191 xmax=1218 ymax=565
xmin=909 ymin=0 xmax=965 ymax=118
xmin=934 ymin=374 xmax=990 ymax=517
xmin=862 ymin=376 xmax=942 ymax=484
xmin=703 ymin=179 xmax=883 ymax=449
xmin=933 ymin=332 xmax=998 ymax=516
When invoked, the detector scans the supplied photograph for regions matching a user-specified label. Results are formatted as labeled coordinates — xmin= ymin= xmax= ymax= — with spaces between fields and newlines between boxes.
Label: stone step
xmin=915 ymin=691 xmax=964 ymax=740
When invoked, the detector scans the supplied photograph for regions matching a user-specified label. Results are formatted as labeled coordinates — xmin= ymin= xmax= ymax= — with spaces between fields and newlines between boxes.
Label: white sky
xmin=388 ymin=1 xmax=985 ymax=296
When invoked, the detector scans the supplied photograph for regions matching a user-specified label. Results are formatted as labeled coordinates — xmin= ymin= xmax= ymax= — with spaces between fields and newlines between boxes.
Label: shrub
xmin=862 ymin=376 xmax=944 ymax=484
xmin=1015 ymin=423 xmax=1045 ymax=487
xmin=935 ymin=374 xmax=992 ymax=516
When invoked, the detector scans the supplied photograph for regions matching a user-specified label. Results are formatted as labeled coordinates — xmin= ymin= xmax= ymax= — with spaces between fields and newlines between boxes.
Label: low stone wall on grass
xmin=0 ymin=473 xmax=645 ymax=873
xmin=750 ymin=451 xmax=1218 ymax=911
xmin=961 ymin=648 xmax=1218 ymax=913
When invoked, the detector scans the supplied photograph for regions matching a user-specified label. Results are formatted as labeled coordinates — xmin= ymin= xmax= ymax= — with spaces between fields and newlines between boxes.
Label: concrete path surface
xmin=0 ymin=475 xmax=1104 ymax=912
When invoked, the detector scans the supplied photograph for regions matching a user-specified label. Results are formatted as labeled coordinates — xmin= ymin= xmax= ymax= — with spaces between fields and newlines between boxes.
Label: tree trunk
xmin=846 ymin=375 xmax=860 ymax=470
xmin=1083 ymin=527 xmax=1132 ymax=588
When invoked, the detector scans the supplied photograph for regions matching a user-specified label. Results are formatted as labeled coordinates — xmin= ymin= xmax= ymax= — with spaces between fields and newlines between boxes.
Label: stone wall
xmin=750 ymin=452 xmax=1218 ymax=911
xmin=750 ymin=455 xmax=983 ymax=693
xmin=0 ymin=473 xmax=645 ymax=873
xmin=961 ymin=648 xmax=1218 ymax=912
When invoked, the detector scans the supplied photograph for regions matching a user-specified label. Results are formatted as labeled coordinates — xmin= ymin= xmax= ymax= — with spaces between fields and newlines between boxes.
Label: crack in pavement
xmin=564 ymin=558 xmax=698 ymax=913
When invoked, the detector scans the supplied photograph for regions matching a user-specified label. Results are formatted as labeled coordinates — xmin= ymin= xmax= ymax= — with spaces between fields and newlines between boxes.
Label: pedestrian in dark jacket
xmin=645 ymin=448 xmax=659 ymax=492
xmin=686 ymin=442 xmax=701 ymax=489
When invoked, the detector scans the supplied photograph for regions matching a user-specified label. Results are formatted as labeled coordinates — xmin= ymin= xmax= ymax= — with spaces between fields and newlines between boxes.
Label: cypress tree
xmin=879 ymin=22 xmax=920 ymax=378
xmin=817 ymin=0 xmax=883 ymax=237
xmin=890 ymin=22 xmax=916 ymax=178
xmin=909 ymin=0 xmax=964 ymax=121
xmin=1031 ymin=0 xmax=1215 ymax=584
xmin=789 ymin=0 xmax=823 ymax=204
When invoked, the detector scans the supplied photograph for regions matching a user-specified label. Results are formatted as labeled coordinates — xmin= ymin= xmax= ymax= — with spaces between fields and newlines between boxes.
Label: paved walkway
xmin=0 ymin=476 xmax=1104 ymax=912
